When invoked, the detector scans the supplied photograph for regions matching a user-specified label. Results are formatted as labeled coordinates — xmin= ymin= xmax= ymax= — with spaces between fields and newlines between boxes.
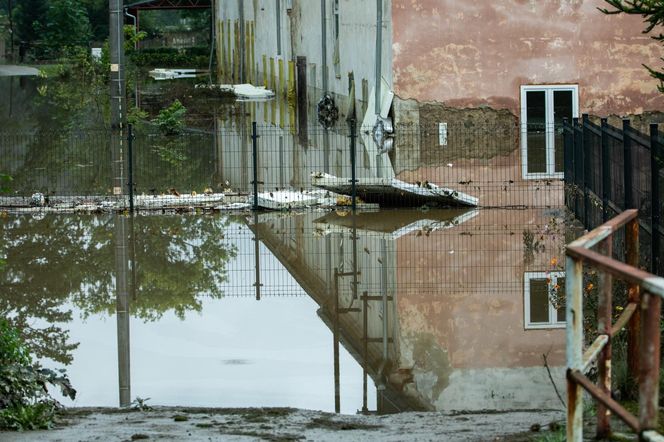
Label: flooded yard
xmin=0 ymin=70 xmax=577 ymax=440
xmin=0 ymin=207 xmax=576 ymax=416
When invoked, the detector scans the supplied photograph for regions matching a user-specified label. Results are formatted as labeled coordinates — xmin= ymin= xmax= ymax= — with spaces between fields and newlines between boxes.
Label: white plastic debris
xmin=231 ymin=84 xmax=275 ymax=100
xmin=252 ymin=190 xmax=318 ymax=210
xmin=30 ymin=193 xmax=45 ymax=207
xmin=149 ymin=68 xmax=202 ymax=80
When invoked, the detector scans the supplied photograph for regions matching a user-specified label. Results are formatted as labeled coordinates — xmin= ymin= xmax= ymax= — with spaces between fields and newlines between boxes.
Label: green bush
xmin=0 ymin=174 xmax=12 ymax=194
xmin=0 ymin=320 xmax=76 ymax=431
xmin=153 ymin=100 xmax=187 ymax=135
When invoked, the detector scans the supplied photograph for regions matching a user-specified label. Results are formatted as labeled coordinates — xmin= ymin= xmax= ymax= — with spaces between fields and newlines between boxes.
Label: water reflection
xmin=250 ymin=207 xmax=569 ymax=412
xmin=0 ymin=207 xmax=571 ymax=414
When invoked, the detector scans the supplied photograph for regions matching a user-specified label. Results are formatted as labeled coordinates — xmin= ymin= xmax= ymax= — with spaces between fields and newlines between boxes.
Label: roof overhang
xmin=125 ymin=0 xmax=211 ymax=11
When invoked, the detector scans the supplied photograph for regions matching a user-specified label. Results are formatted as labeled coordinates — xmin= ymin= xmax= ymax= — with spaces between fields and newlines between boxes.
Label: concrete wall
xmin=391 ymin=0 xmax=664 ymax=118
xmin=216 ymin=0 xmax=392 ymax=115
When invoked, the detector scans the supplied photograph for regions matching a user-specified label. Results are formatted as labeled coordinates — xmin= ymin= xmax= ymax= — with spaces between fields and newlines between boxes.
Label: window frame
xmin=520 ymin=84 xmax=579 ymax=180
xmin=523 ymin=271 xmax=566 ymax=330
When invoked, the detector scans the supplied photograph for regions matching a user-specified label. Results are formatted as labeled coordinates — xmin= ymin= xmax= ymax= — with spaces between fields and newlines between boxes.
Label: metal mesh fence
xmin=0 ymin=130 xmax=112 ymax=197
xmin=1 ymin=122 xmax=564 ymax=211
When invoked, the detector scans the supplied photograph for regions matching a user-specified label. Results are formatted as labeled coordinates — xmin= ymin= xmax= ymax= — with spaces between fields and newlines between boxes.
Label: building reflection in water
xmin=246 ymin=207 xmax=569 ymax=413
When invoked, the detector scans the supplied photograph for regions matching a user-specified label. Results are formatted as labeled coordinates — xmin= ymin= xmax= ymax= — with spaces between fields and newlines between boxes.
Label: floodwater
xmin=0 ymin=206 xmax=574 ymax=414
xmin=1 ymin=71 xmax=575 ymax=416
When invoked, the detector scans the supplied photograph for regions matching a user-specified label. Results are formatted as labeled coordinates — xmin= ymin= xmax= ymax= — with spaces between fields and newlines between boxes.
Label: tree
xmin=11 ymin=0 xmax=47 ymax=46
xmin=601 ymin=0 xmax=664 ymax=91
xmin=39 ymin=0 xmax=92 ymax=57
xmin=80 ymin=0 xmax=108 ymax=42
xmin=0 ymin=214 xmax=238 ymax=367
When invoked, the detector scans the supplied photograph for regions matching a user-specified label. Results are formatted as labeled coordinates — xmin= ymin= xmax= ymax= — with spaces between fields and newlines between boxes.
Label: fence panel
xmin=1 ymin=122 xmax=568 ymax=210
xmin=0 ymin=130 xmax=112 ymax=198
xmin=564 ymin=118 xmax=663 ymax=275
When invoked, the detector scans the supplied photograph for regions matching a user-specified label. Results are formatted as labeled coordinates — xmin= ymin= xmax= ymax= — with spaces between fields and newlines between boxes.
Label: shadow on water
xmin=0 ymin=206 xmax=576 ymax=415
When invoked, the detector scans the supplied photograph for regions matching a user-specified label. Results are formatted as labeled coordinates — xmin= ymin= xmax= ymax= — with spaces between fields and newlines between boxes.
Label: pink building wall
xmin=392 ymin=0 xmax=664 ymax=117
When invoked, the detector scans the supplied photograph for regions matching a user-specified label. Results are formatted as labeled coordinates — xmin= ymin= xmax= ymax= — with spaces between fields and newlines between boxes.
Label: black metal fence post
xmin=601 ymin=118 xmax=610 ymax=222
xmin=127 ymin=123 xmax=135 ymax=213
xmin=651 ymin=123 xmax=660 ymax=275
xmin=573 ymin=117 xmax=581 ymax=220
xmin=623 ymin=119 xmax=633 ymax=210
xmin=350 ymin=118 xmax=357 ymax=211
xmin=582 ymin=114 xmax=590 ymax=227
xmin=563 ymin=117 xmax=571 ymax=210
xmin=251 ymin=121 xmax=259 ymax=210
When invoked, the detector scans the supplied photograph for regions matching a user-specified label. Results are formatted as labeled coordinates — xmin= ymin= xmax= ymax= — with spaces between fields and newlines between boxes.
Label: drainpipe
xmin=374 ymin=0 xmax=382 ymax=115
xmin=239 ymin=0 xmax=245 ymax=83
xmin=276 ymin=0 xmax=282 ymax=56
xmin=124 ymin=8 xmax=138 ymax=50
xmin=124 ymin=8 xmax=140 ymax=107
xmin=321 ymin=0 xmax=328 ymax=94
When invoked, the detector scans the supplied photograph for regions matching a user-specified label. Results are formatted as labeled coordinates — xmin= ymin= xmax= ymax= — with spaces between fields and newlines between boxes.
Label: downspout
xmin=374 ymin=0 xmax=382 ymax=115
xmin=124 ymin=8 xmax=139 ymax=107
xmin=208 ymin=0 xmax=216 ymax=84
xmin=124 ymin=8 xmax=138 ymax=50
xmin=239 ymin=0 xmax=245 ymax=83
xmin=276 ymin=0 xmax=282 ymax=56
xmin=321 ymin=0 xmax=327 ymax=94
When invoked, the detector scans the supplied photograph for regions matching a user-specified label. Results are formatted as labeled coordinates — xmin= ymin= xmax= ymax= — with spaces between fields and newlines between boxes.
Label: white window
xmin=520 ymin=85 xmax=578 ymax=179
xmin=524 ymin=271 xmax=566 ymax=329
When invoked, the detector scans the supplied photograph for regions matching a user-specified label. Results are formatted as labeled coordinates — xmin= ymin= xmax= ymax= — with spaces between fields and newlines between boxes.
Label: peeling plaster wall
xmin=392 ymin=0 xmax=664 ymax=117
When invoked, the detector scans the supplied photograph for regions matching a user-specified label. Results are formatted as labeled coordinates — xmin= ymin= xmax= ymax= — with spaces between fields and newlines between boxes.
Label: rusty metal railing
xmin=566 ymin=209 xmax=663 ymax=441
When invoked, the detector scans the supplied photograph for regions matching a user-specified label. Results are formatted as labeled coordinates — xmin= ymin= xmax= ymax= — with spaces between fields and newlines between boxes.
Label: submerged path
xmin=0 ymin=65 xmax=39 ymax=77
xmin=0 ymin=407 xmax=564 ymax=441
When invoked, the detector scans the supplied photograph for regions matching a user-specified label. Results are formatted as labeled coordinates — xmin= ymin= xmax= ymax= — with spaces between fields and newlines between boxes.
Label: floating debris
xmin=149 ymin=68 xmax=207 ymax=80
xmin=195 ymin=83 xmax=275 ymax=100
xmin=311 ymin=173 xmax=478 ymax=207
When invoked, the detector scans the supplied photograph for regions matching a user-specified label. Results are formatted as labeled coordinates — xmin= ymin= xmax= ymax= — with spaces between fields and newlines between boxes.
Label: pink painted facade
xmin=392 ymin=0 xmax=664 ymax=117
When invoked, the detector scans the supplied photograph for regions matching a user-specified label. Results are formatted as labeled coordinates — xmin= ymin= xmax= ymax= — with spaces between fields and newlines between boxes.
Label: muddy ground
xmin=0 ymin=406 xmax=565 ymax=441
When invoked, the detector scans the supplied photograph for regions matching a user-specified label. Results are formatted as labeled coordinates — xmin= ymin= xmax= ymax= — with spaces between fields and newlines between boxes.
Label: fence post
xmin=296 ymin=56 xmax=308 ymax=147
xmin=623 ymin=119 xmax=633 ymax=210
xmin=350 ymin=118 xmax=357 ymax=211
xmin=563 ymin=117 xmax=571 ymax=209
xmin=601 ymin=118 xmax=610 ymax=222
xmin=127 ymin=123 xmax=135 ymax=213
xmin=626 ymin=216 xmax=641 ymax=379
xmin=582 ymin=114 xmax=591 ymax=227
xmin=566 ymin=254 xmax=584 ymax=442
xmin=573 ymin=117 xmax=581 ymax=221
xmin=597 ymin=238 xmax=613 ymax=438
xmin=650 ymin=123 xmax=660 ymax=276
xmin=251 ymin=122 xmax=259 ymax=211
xmin=639 ymin=290 xmax=661 ymax=433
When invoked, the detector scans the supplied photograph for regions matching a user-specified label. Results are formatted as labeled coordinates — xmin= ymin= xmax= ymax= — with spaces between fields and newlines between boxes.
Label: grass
xmin=35 ymin=64 xmax=67 ymax=78
xmin=533 ymin=428 xmax=565 ymax=442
